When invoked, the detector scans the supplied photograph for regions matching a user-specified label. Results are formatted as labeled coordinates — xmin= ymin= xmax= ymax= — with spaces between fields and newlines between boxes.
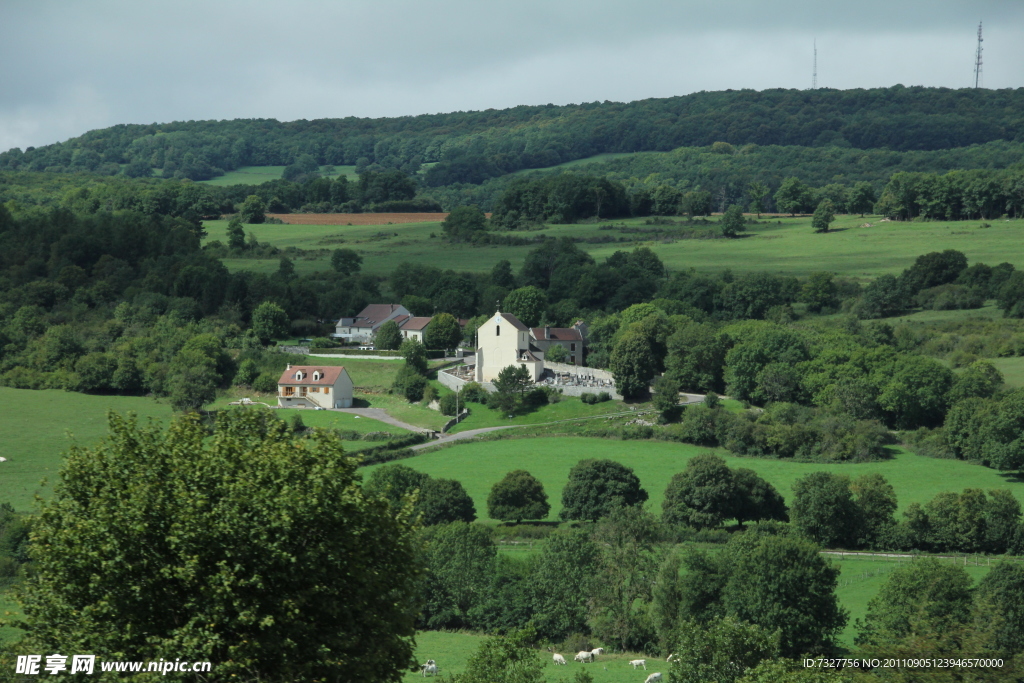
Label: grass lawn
xmin=367 ymin=437 xmax=1024 ymax=524
xmin=989 ymin=356 xmax=1024 ymax=388
xmin=447 ymin=397 xmax=627 ymax=434
xmin=203 ymin=215 xmax=1024 ymax=280
xmin=0 ymin=388 xmax=174 ymax=511
xmin=832 ymin=554 xmax=992 ymax=647
xmin=403 ymin=630 xmax=654 ymax=683
xmin=0 ymin=589 xmax=24 ymax=644
xmin=198 ymin=165 xmax=358 ymax=186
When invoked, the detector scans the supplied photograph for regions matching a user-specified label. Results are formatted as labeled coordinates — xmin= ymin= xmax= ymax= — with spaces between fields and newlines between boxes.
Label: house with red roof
xmin=277 ymin=365 xmax=353 ymax=409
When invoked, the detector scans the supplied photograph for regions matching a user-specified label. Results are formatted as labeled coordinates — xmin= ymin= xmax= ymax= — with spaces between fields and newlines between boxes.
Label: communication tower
xmin=974 ymin=22 xmax=983 ymax=89
xmin=813 ymin=39 xmax=817 ymax=89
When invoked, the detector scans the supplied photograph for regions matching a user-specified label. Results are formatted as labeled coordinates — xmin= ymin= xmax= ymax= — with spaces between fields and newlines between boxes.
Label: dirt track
xmin=267 ymin=213 xmax=449 ymax=225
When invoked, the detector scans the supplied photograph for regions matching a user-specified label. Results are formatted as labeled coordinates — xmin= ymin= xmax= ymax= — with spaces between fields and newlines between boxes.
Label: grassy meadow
xmin=0 ymin=388 xmax=174 ymax=511
xmin=202 ymin=214 xmax=1024 ymax=280
xmin=367 ymin=437 xmax=1024 ymax=524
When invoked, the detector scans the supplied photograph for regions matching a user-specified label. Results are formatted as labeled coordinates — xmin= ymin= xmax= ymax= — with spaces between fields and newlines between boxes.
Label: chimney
xmin=287 ymin=364 xmax=292 ymax=370
xmin=545 ymin=326 xmax=551 ymax=340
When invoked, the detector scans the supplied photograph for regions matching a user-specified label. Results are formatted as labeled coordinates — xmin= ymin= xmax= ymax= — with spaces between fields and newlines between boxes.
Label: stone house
xmin=334 ymin=304 xmax=409 ymax=343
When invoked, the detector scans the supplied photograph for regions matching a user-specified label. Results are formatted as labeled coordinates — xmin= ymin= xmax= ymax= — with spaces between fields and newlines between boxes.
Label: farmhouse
xmin=334 ymin=304 xmax=409 ymax=342
xmin=398 ymin=316 xmax=433 ymax=342
xmin=529 ymin=322 xmax=588 ymax=365
xmin=277 ymin=365 xmax=353 ymax=409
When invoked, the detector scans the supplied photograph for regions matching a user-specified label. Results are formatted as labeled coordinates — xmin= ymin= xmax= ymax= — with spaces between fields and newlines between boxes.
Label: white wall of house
xmin=474 ymin=313 xmax=542 ymax=382
xmin=278 ymin=369 xmax=354 ymax=409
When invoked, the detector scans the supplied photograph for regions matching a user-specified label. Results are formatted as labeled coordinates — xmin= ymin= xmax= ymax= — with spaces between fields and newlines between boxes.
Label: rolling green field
xmin=990 ymin=356 xmax=1024 ymax=388
xmin=198 ymin=165 xmax=358 ymax=186
xmin=0 ymin=388 xmax=174 ymax=511
xmin=203 ymin=215 xmax=1024 ymax=280
xmin=367 ymin=437 xmax=1024 ymax=524
xmin=448 ymin=398 xmax=628 ymax=433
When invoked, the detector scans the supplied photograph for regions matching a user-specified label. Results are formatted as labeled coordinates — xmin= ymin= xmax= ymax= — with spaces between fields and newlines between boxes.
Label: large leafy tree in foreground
xmin=18 ymin=409 xmax=423 ymax=683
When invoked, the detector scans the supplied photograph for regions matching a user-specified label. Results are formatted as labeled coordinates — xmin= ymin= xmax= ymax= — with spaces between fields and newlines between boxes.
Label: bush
xmin=392 ymin=366 xmax=428 ymax=402
xmin=580 ymin=392 xmax=597 ymax=404
xmin=439 ymin=393 xmax=460 ymax=416
xmin=252 ymin=373 xmax=278 ymax=393
xmin=523 ymin=387 xmax=549 ymax=408
xmin=461 ymin=381 xmax=489 ymax=404
xmin=421 ymin=384 xmax=439 ymax=405
xmin=597 ymin=391 xmax=611 ymax=403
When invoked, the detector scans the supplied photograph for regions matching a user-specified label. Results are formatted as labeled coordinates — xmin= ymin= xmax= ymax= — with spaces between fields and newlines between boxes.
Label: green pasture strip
xmin=0 ymin=388 xmax=174 ymax=511
xmin=208 ymin=215 xmax=1024 ymax=280
xmin=366 ymin=437 xmax=1024 ymax=524
xmin=402 ymin=630 xmax=650 ymax=683
xmin=874 ymin=302 xmax=1004 ymax=325
xmin=989 ymin=357 xmax=1024 ymax=388
xmin=447 ymin=397 xmax=626 ymax=434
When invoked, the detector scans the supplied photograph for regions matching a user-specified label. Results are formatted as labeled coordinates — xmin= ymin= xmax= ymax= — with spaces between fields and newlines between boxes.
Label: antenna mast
xmin=813 ymin=39 xmax=817 ymax=89
xmin=974 ymin=21 xmax=983 ymax=89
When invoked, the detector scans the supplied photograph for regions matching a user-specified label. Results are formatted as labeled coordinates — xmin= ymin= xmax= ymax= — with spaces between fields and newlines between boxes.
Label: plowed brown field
xmin=267 ymin=213 xmax=449 ymax=225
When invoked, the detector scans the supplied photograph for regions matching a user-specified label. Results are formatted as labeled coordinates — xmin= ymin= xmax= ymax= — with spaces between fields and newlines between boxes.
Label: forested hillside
xmin=2 ymin=86 xmax=1022 ymax=184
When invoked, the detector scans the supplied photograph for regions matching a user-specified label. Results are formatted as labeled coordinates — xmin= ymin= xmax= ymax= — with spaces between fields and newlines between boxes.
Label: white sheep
xmin=666 ymin=653 xmax=678 ymax=662
xmin=591 ymin=648 xmax=605 ymax=656
xmin=629 ymin=659 xmax=647 ymax=670
xmin=574 ymin=651 xmax=594 ymax=663
xmin=421 ymin=660 xmax=438 ymax=677
xmin=644 ymin=673 xmax=663 ymax=683
xmin=552 ymin=653 xmax=567 ymax=665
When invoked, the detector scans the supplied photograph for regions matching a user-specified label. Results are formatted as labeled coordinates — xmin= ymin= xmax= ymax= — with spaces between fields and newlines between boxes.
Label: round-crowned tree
xmin=418 ymin=478 xmax=477 ymax=525
xmin=251 ymin=300 xmax=289 ymax=345
xmin=790 ymin=472 xmax=862 ymax=548
xmin=424 ymin=312 xmax=463 ymax=350
xmin=20 ymin=410 xmax=423 ymax=682
xmin=662 ymin=453 xmax=737 ymax=530
xmin=560 ymin=459 xmax=648 ymax=522
xmin=487 ymin=470 xmax=550 ymax=523
xmin=375 ymin=320 xmax=403 ymax=350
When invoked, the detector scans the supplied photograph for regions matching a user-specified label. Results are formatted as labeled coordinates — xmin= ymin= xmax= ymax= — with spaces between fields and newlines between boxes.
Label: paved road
xmin=410 ymin=426 xmax=516 ymax=450
xmin=330 ymin=407 xmax=429 ymax=434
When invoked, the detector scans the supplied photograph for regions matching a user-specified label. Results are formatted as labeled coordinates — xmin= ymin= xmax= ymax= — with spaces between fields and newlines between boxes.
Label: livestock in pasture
xmin=645 ymin=673 xmax=663 ymax=683
xmin=591 ymin=648 xmax=605 ymax=655
xmin=575 ymin=651 xmax=595 ymax=663
xmin=553 ymin=653 xmax=567 ymax=665
xmin=421 ymin=660 xmax=438 ymax=677
xmin=630 ymin=659 xmax=647 ymax=670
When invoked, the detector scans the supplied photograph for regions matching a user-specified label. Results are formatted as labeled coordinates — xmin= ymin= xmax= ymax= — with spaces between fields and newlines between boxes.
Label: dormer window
xmin=295 ymin=371 xmax=304 ymax=380
xmin=313 ymin=371 xmax=321 ymax=381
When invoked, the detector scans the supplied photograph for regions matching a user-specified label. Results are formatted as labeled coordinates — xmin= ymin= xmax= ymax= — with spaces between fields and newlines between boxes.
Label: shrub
xmin=392 ymin=366 xmax=427 ymax=402
xmin=421 ymin=384 xmax=439 ymax=405
xmin=580 ymin=392 xmax=597 ymax=404
xmin=523 ymin=387 xmax=549 ymax=408
xmin=439 ymin=392 xmax=460 ymax=416
xmin=252 ymin=373 xmax=278 ymax=393
xmin=461 ymin=381 xmax=489 ymax=404
xmin=597 ymin=391 xmax=611 ymax=403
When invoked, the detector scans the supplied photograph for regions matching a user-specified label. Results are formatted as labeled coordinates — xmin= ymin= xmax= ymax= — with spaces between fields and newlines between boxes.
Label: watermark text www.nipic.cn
xmin=15 ymin=655 xmax=213 ymax=675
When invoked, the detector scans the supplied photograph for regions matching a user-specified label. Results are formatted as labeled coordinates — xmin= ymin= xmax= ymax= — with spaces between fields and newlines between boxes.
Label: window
xmin=570 ymin=356 xmax=576 ymax=364
xmin=324 ymin=387 xmax=330 ymax=394
xmin=300 ymin=387 xmax=307 ymax=396
xmin=495 ymin=325 xmax=500 ymax=336
xmin=571 ymin=343 xmax=576 ymax=351
xmin=283 ymin=386 xmax=294 ymax=396
xmin=311 ymin=387 xmax=320 ymax=393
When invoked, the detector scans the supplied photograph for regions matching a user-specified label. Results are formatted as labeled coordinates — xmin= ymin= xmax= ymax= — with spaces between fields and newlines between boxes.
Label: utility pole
xmin=812 ymin=39 xmax=817 ymax=89
xmin=974 ymin=21 xmax=983 ymax=89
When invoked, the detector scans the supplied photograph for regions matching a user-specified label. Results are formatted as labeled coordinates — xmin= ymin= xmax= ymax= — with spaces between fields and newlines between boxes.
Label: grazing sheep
xmin=666 ymin=653 xmax=679 ymax=662
xmin=553 ymin=654 xmax=567 ymax=665
xmin=629 ymin=659 xmax=647 ymax=670
xmin=575 ymin=651 xmax=595 ymax=663
xmin=644 ymin=673 xmax=663 ymax=683
xmin=421 ymin=660 xmax=438 ymax=677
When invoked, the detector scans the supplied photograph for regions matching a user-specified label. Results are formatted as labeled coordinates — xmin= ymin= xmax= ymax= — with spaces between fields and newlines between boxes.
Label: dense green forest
xmin=2 ymin=86 xmax=1023 ymax=185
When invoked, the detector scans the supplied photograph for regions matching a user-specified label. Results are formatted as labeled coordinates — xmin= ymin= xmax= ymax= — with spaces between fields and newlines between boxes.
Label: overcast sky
xmin=2 ymin=0 xmax=1022 ymax=152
